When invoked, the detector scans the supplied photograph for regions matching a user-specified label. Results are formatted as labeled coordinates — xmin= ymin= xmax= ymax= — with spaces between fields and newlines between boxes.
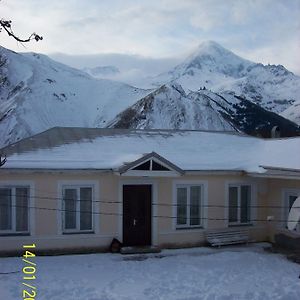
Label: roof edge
xmin=260 ymin=165 xmax=300 ymax=173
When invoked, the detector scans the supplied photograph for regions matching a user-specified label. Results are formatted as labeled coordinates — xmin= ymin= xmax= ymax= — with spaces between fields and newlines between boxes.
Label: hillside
xmin=151 ymin=41 xmax=300 ymax=117
xmin=0 ymin=46 xmax=150 ymax=147
xmin=1 ymin=42 xmax=299 ymax=148
xmin=108 ymin=83 xmax=300 ymax=137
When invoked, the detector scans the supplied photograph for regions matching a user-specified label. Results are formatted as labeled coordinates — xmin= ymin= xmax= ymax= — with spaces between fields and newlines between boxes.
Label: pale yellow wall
xmin=0 ymin=172 xmax=119 ymax=253
xmin=0 ymin=171 xmax=291 ymax=254
xmin=154 ymin=175 xmax=269 ymax=247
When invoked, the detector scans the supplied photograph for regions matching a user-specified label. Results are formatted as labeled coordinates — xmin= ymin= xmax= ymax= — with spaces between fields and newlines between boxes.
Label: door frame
xmin=118 ymin=179 xmax=158 ymax=246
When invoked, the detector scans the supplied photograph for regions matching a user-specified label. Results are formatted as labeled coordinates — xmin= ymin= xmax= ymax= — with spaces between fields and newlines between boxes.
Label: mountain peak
xmin=170 ymin=40 xmax=254 ymax=82
xmin=187 ymin=40 xmax=248 ymax=65
xmin=196 ymin=40 xmax=224 ymax=51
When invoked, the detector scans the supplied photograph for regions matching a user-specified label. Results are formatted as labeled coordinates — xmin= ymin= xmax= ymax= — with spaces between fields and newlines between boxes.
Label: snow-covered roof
xmin=1 ymin=127 xmax=300 ymax=173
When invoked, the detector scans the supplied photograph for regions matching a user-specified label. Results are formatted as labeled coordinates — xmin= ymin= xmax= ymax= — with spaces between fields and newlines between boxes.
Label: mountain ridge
xmin=150 ymin=41 xmax=300 ymax=120
xmin=0 ymin=42 xmax=299 ymax=148
xmin=0 ymin=45 xmax=151 ymax=148
xmin=108 ymin=82 xmax=300 ymax=137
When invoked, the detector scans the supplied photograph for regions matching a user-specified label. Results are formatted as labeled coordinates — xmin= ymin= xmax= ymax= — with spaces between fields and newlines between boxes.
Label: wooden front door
xmin=123 ymin=185 xmax=152 ymax=247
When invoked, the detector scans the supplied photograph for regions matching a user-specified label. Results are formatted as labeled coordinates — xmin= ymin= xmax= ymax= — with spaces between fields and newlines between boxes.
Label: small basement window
xmin=132 ymin=159 xmax=171 ymax=171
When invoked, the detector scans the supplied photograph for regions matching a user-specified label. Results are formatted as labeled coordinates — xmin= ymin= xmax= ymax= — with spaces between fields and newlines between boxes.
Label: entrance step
xmin=120 ymin=246 xmax=161 ymax=255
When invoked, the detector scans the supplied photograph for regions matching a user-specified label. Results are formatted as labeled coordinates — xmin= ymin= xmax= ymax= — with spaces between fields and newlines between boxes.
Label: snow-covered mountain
xmin=0 ymin=46 xmax=150 ymax=147
xmin=0 ymin=42 xmax=299 ymax=148
xmin=281 ymin=99 xmax=300 ymax=125
xmin=152 ymin=41 xmax=300 ymax=118
xmin=108 ymin=83 xmax=300 ymax=137
xmin=82 ymin=65 xmax=120 ymax=78
xmin=108 ymin=83 xmax=234 ymax=131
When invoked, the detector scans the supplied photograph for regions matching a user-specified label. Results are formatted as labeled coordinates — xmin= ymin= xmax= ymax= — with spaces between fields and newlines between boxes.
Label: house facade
xmin=0 ymin=128 xmax=299 ymax=254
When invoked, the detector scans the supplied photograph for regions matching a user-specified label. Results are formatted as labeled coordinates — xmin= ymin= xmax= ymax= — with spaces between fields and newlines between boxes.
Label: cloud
xmin=0 ymin=0 xmax=299 ymax=74
xmin=236 ymin=37 xmax=300 ymax=75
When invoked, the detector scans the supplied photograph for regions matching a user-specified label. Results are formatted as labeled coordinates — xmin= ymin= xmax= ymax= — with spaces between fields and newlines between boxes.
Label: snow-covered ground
xmin=0 ymin=244 xmax=299 ymax=300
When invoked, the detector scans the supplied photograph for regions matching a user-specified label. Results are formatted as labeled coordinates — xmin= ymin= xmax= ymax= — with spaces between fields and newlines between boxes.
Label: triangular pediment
xmin=118 ymin=152 xmax=184 ymax=176
xmin=132 ymin=160 xmax=171 ymax=171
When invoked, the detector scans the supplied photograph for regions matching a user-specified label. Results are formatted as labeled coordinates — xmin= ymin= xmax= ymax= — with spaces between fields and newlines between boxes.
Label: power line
xmin=0 ymin=191 xmax=299 ymax=209
xmin=0 ymin=203 xmax=299 ymax=223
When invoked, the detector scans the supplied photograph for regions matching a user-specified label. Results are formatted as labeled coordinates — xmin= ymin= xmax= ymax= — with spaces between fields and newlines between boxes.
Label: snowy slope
xmin=152 ymin=41 xmax=300 ymax=115
xmin=82 ymin=65 xmax=120 ymax=78
xmin=108 ymin=83 xmax=234 ymax=131
xmin=0 ymin=46 xmax=150 ymax=147
xmin=0 ymin=43 xmax=299 ymax=148
xmin=281 ymin=99 xmax=300 ymax=125
xmin=108 ymin=83 xmax=300 ymax=137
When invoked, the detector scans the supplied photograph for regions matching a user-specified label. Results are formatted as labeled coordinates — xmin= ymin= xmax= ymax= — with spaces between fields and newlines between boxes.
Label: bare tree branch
xmin=0 ymin=19 xmax=43 ymax=42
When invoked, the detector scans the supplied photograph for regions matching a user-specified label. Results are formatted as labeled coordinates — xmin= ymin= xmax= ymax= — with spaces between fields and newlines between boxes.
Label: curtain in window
xmin=190 ymin=186 xmax=201 ymax=225
xmin=177 ymin=188 xmax=187 ymax=225
xmin=0 ymin=188 xmax=12 ymax=230
xmin=241 ymin=186 xmax=251 ymax=223
xmin=80 ymin=188 xmax=92 ymax=230
xmin=16 ymin=188 xmax=29 ymax=232
xmin=64 ymin=189 xmax=77 ymax=229
xmin=229 ymin=187 xmax=238 ymax=223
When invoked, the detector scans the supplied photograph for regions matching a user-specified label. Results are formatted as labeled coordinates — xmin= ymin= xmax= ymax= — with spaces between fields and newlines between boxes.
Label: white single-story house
xmin=0 ymin=127 xmax=299 ymax=254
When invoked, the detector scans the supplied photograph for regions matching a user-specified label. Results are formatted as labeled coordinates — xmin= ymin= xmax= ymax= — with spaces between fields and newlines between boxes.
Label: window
xmin=0 ymin=186 xmax=30 ymax=234
xmin=133 ymin=159 xmax=171 ymax=171
xmin=228 ymin=184 xmax=252 ymax=225
xmin=176 ymin=185 xmax=202 ymax=228
xmin=62 ymin=186 xmax=93 ymax=233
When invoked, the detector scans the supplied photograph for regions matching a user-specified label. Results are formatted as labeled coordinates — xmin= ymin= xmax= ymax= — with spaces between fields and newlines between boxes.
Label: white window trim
xmin=282 ymin=188 xmax=300 ymax=232
xmin=58 ymin=181 xmax=99 ymax=235
xmin=173 ymin=180 xmax=208 ymax=230
xmin=0 ymin=181 xmax=34 ymax=235
xmin=226 ymin=182 xmax=256 ymax=226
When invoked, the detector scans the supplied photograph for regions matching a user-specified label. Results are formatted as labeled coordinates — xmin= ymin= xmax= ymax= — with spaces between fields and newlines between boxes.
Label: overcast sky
xmin=1 ymin=0 xmax=300 ymax=74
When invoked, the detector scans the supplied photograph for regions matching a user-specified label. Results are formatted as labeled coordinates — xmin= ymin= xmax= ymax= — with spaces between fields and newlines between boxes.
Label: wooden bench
xmin=206 ymin=229 xmax=249 ymax=247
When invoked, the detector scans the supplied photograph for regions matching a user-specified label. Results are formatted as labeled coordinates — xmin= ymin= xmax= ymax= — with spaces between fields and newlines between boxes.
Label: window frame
xmin=227 ymin=183 xmax=253 ymax=226
xmin=0 ymin=185 xmax=30 ymax=235
xmin=175 ymin=183 xmax=204 ymax=229
xmin=61 ymin=185 xmax=95 ymax=234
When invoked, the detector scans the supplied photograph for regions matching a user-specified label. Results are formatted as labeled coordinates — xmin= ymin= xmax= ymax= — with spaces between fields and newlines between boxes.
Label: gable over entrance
xmin=118 ymin=152 xmax=184 ymax=177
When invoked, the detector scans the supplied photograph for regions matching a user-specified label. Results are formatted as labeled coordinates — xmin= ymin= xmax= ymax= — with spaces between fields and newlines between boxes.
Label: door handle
xmin=133 ymin=218 xmax=137 ymax=226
